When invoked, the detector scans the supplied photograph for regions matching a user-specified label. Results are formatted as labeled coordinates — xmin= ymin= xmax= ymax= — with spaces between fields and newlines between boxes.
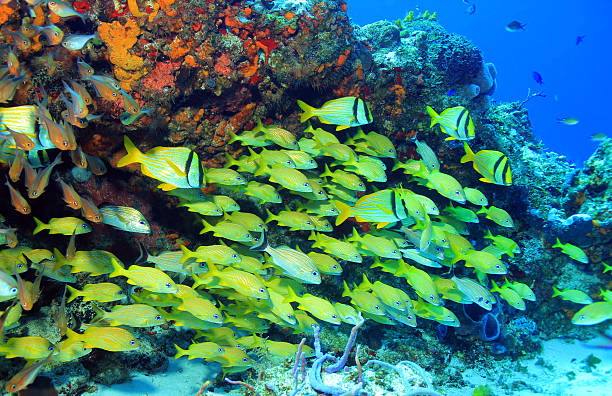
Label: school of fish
xmin=1 ymin=53 xmax=610 ymax=391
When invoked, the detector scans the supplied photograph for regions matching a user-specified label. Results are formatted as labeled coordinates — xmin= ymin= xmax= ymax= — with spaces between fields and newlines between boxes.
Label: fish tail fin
xmin=341 ymin=280 xmax=352 ymax=298
xmin=551 ymin=286 xmax=561 ymax=297
xmin=282 ymin=286 xmax=300 ymax=304
xmin=320 ymin=164 xmax=333 ymax=179
xmin=476 ymin=207 xmax=487 ymax=215
xmin=33 ymin=217 xmax=46 ymax=235
xmin=199 ymin=219 xmax=213 ymax=235
xmin=250 ymin=230 xmax=268 ymax=251
xmin=179 ymin=245 xmax=195 ymax=263
xmin=484 ymin=229 xmax=493 ymax=239
xmin=264 ymin=209 xmax=276 ymax=224
xmin=391 ymin=160 xmax=403 ymax=172
xmin=116 ymin=136 xmax=142 ymax=167
xmin=91 ymin=304 xmax=105 ymax=324
xmin=460 ymin=142 xmax=474 ymax=164
xmin=254 ymin=162 xmax=270 ymax=177
xmin=65 ymin=327 xmax=81 ymax=342
xmin=109 ymin=258 xmax=125 ymax=278
xmin=357 ymin=273 xmax=373 ymax=291
xmin=297 ymin=100 xmax=315 ymax=123
xmin=490 ymin=279 xmax=501 ymax=293
xmin=228 ymin=130 xmax=240 ymax=144
xmin=426 ymin=106 xmax=439 ymax=127
xmin=395 ymin=259 xmax=410 ymax=277
xmin=304 ymin=122 xmax=315 ymax=134
xmin=174 ymin=344 xmax=187 ymax=359
xmin=334 ymin=200 xmax=352 ymax=226
xmin=552 ymin=238 xmax=562 ymax=249
xmin=347 ymin=227 xmax=361 ymax=243
xmin=353 ymin=127 xmax=367 ymax=141
xmin=252 ymin=117 xmax=266 ymax=134
xmin=65 ymin=285 xmax=79 ymax=303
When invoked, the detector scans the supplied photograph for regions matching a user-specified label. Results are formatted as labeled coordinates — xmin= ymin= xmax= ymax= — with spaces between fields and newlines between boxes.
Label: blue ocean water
xmin=348 ymin=0 xmax=610 ymax=165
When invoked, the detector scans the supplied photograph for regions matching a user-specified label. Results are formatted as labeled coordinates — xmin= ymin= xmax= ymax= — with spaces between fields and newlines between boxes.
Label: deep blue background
xmin=347 ymin=0 xmax=609 ymax=165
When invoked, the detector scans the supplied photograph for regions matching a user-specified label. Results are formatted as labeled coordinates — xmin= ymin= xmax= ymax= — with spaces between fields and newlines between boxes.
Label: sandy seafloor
xmin=88 ymin=335 xmax=612 ymax=396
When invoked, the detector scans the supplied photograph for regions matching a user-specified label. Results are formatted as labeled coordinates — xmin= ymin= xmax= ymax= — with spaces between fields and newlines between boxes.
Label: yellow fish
xmin=174 ymin=342 xmax=224 ymax=360
xmin=177 ymin=296 xmax=223 ymax=324
xmin=342 ymin=281 xmax=385 ymax=316
xmin=193 ymin=264 xmax=269 ymax=300
xmin=461 ymin=143 xmax=512 ymax=186
xmin=477 ymin=206 xmax=514 ymax=228
xmin=309 ymin=231 xmax=362 ymax=263
xmin=572 ymin=302 xmax=612 ymax=325
xmin=284 ymin=287 xmax=340 ymax=324
xmin=110 ymin=259 xmax=179 ymax=293
xmin=179 ymin=244 xmax=241 ymax=265
xmin=66 ymin=326 xmax=139 ymax=351
xmin=426 ymin=105 xmax=475 ymax=141
xmin=92 ymin=304 xmax=166 ymax=327
xmin=200 ymin=219 xmax=253 ymax=243
xmin=0 ymin=336 xmax=53 ymax=359
xmin=320 ymin=164 xmax=365 ymax=191
xmin=298 ymin=97 xmax=373 ymax=131
xmin=33 ymin=217 xmax=91 ymax=235
xmin=66 ymin=283 xmax=124 ymax=303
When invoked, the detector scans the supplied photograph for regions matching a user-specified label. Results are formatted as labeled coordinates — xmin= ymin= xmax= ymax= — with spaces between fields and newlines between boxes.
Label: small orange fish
xmin=0 ymin=227 xmax=18 ymax=248
xmin=5 ymin=178 xmax=30 ymax=214
xmin=86 ymin=74 xmax=120 ymax=101
xmin=6 ymin=47 xmax=19 ymax=76
xmin=0 ymin=76 xmax=25 ymax=103
xmin=23 ymin=160 xmax=37 ymax=187
xmin=70 ymin=146 xmax=88 ymax=168
xmin=28 ymin=153 xmax=62 ymax=199
xmin=69 ymin=80 xmax=93 ymax=106
xmin=56 ymin=175 xmax=82 ymax=209
xmin=5 ymin=351 xmax=53 ymax=393
xmin=37 ymin=111 xmax=75 ymax=150
xmin=16 ymin=256 xmax=44 ymax=311
xmin=80 ymin=196 xmax=102 ymax=223
xmin=8 ymin=149 xmax=24 ymax=182
xmin=77 ymin=58 xmax=94 ymax=78
xmin=1 ymin=128 xmax=36 ymax=150
xmin=4 ymin=30 xmax=30 ymax=51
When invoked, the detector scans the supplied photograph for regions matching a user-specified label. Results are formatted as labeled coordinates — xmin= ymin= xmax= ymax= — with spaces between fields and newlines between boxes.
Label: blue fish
xmin=576 ymin=35 xmax=586 ymax=45
xmin=532 ymin=71 xmax=543 ymax=85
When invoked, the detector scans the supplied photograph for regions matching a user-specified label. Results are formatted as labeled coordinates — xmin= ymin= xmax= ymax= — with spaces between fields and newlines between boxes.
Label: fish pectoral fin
xmin=166 ymin=159 xmax=186 ymax=177
xmin=376 ymin=222 xmax=390 ymax=229
xmin=336 ymin=125 xmax=350 ymax=131
xmin=126 ymin=279 xmax=137 ymax=285
xmin=158 ymin=183 xmax=178 ymax=191
xmin=444 ymin=136 xmax=456 ymax=141
xmin=478 ymin=177 xmax=493 ymax=184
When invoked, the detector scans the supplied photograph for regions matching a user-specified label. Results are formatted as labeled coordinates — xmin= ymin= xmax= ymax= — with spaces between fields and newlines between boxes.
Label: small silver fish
xmin=99 ymin=205 xmax=150 ymax=233
xmin=61 ymin=34 xmax=97 ymax=51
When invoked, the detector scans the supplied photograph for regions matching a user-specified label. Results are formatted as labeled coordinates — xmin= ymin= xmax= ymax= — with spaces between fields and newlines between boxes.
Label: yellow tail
xmin=297 ymin=100 xmax=315 ymax=123
xmin=334 ymin=200 xmax=352 ymax=226
xmin=426 ymin=106 xmax=439 ymax=128
xmin=116 ymin=136 xmax=143 ymax=168
xmin=32 ymin=217 xmax=46 ymax=235
xmin=460 ymin=142 xmax=475 ymax=164
xmin=66 ymin=285 xmax=79 ymax=303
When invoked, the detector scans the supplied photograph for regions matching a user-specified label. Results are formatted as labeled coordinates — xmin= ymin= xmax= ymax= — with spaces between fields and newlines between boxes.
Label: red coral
xmin=215 ymin=53 xmax=232 ymax=76
xmin=142 ymin=61 xmax=179 ymax=92
xmin=73 ymin=0 xmax=92 ymax=13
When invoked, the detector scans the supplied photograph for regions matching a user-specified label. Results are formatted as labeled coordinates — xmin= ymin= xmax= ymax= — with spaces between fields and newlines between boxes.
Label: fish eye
xmin=10 ymin=287 xmax=17 ymax=293
xmin=48 ymin=346 xmax=54 ymax=351
xmin=112 ymin=92 xmax=117 ymax=97
xmin=332 ymin=265 xmax=338 ymax=269
xmin=358 ymin=183 xmax=363 ymax=187
xmin=165 ymin=283 xmax=171 ymax=288
xmin=375 ymin=305 xmax=380 ymax=310
xmin=73 ymin=201 xmax=78 ymax=206
xmin=139 ymin=220 xmax=146 ymax=225
xmin=33 ymin=191 xmax=38 ymax=196
xmin=17 ymin=263 xmax=22 ymax=268
xmin=200 ymin=263 xmax=206 ymax=268
xmin=242 ymin=357 xmax=248 ymax=362
xmin=82 ymin=224 xmax=87 ymax=228
xmin=213 ymin=314 xmax=219 ymax=319
xmin=306 ymin=221 xmax=312 ymax=225
xmin=130 ymin=340 xmax=136 ymax=345
xmin=259 ymin=288 xmax=265 ymax=293
xmin=118 ymin=290 xmax=124 ymax=294
xmin=218 ymin=347 xmax=223 ymax=352
xmin=429 ymin=296 xmax=434 ymax=301
xmin=332 ymin=314 xmax=337 ymax=319
xmin=317 ymin=191 xmax=322 ymax=195
xmin=396 ymin=301 xmax=401 ymax=305
xmin=312 ymin=271 xmax=318 ymax=276
xmin=10 ymin=385 xmax=16 ymax=390
xmin=232 ymin=254 xmax=238 ymax=259
xmin=236 ymin=176 xmax=242 ymax=181
xmin=304 ymin=183 xmax=309 ymax=187
xmin=495 ymin=265 xmax=501 ymax=269
xmin=155 ymin=315 xmax=162 ymax=320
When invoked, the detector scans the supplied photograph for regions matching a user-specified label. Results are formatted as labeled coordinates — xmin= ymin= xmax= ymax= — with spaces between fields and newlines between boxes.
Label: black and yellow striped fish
xmin=461 ymin=143 xmax=512 ymax=186
xmin=297 ymin=97 xmax=373 ymax=131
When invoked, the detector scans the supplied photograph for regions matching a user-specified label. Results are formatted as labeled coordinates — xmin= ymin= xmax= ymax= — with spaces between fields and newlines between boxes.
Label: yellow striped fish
xmin=199 ymin=219 xmax=253 ymax=243
xmin=426 ymin=105 xmax=475 ymax=141
xmin=177 ymin=296 xmax=223 ymax=324
xmin=320 ymin=164 xmax=365 ymax=191
xmin=309 ymin=231 xmax=362 ymax=263
xmin=205 ymin=168 xmax=245 ymax=186
xmin=161 ymin=309 xmax=220 ymax=330
xmin=357 ymin=274 xmax=405 ymax=311
xmin=412 ymin=298 xmax=460 ymax=327
xmin=256 ymin=163 xmax=312 ymax=192
xmin=334 ymin=189 xmax=406 ymax=227
xmin=92 ymin=304 xmax=165 ymax=327
xmin=224 ymin=212 xmax=266 ymax=232
xmin=193 ymin=264 xmax=269 ymax=299
xmin=461 ymin=143 xmax=511 ymax=186
xmin=147 ymin=250 xmax=200 ymax=274
xmin=342 ymin=281 xmax=385 ymax=315
xmin=265 ymin=209 xmax=314 ymax=231
xmin=0 ymin=336 xmax=53 ymax=359
xmin=66 ymin=283 xmax=124 ymax=303
xmin=66 ymin=326 xmax=139 ymax=351
xmin=453 ymin=249 xmax=507 ymax=275
xmin=298 ymin=97 xmax=373 ymax=131
xmin=55 ymin=249 xmax=120 ymax=276
xmin=99 ymin=205 xmax=150 ymax=233
xmin=281 ymin=149 xmax=317 ymax=169
xmin=110 ymin=259 xmax=179 ymax=293
xmin=284 ymin=287 xmax=340 ymax=324
xmin=423 ymin=171 xmax=466 ymax=204
xmin=179 ymin=244 xmax=240 ymax=265
xmin=117 ymin=136 xmax=205 ymax=191
xmin=174 ymin=342 xmax=224 ymax=360
xmin=340 ymin=155 xmax=387 ymax=182
xmin=33 ymin=217 xmax=91 ymax=235
xmin=477 ymin=206 xmax=514 ymax=228
xmin=491 ymin=280 xmax=525 ymax=310
xmin=242 ymin=181 xmax=282 ymax=204
xmin=178 ymin=201 xmax=222 ymax=216
xmin=251 ymin=231 xmax=320 ymax=284
xmin=347 ymin=129 xmax=396 ymax=158
xmin=333 ymin=302 xmax=360 ymax=325
xmin=395 ymin=260 xmax=442 ymax=306
xmin=463 ymin=187 xmax=488 ymax=206
xmin=451 ymin=276 xmax=495 ymax=310
xmin=52 ymin=340 xmax=92 ymax=363
xmin=412 ymin=136 xmax=439 ymax=172
xmin=347 ymin=228 xmax=401 ymax=259
xmin=251 ymin=118 xmax=298 ymax=149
